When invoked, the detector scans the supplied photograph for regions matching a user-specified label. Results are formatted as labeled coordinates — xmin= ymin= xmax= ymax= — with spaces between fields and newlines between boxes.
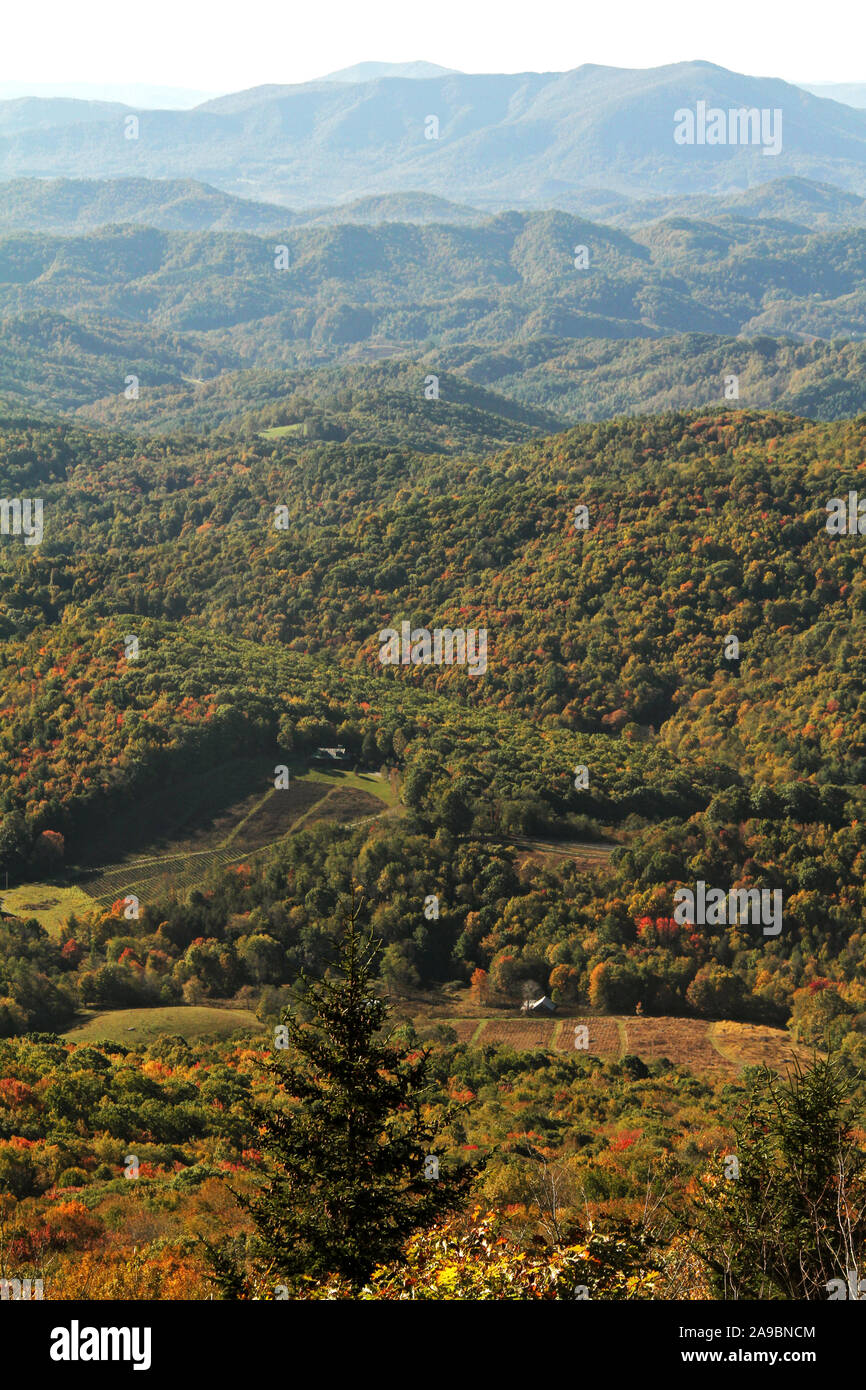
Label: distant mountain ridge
xmin=800 ymin=83 xmax=866 ymax=109
xmin=5 ymin=207 xmax=866 ymax=421
xmin=2 ymin=173 xmax=865 ymax=237
xmin=2 ymin=61 xmax=866 ymax=205
xmin=316 ymin=61 xmax=460 ymax=83
xmin=8 ymin=209 xmax=866 ymax=349
xmin=0 ymin=177 xmax=295 ymax=232
xmin=0 ymin=179 xmax=493 ymax=231
xmin=0 ymin=97 xmax=130 ymax=136
xmin=0 ymin=82 xmax=215 ymax=108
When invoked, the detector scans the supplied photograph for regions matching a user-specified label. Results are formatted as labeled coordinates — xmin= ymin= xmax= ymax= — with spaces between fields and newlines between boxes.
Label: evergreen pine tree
xmin=217 ymin=886 xmax=474 ymax=1295
xmin=677 ymin=1057 xmax=866 ymax=1299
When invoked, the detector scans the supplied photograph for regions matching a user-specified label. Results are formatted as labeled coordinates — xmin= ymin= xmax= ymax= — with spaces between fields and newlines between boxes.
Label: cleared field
xmin=83 ymin=779 xmax=329 ymax=905
xmin=6 ymin=766 xmax=397 ymax=932
xmin=446 ymin=1019 xmax=486 ymax=1044
xmin=710 ymin=1020 xmax=812 ymax=1071
xmin=83 ymin=847 xmax=245 ymax=908
xmin=445 ymin=1012 xmax=800 ymax=1075
xmin=0 ymin=882 xmax=99 ymax=935
xmin=623 ymin=1016 xmax=729 ymax=1072
xmin=259 ymin=423 xmax=304 ymax=438
xmin=477 ymin=1019 xmax=559 ymax=1050
xmin=302 ymin=786 xmax=388 ymax=826
xmin=491 ymin=836 xmax=617 ymax=870
xmin=62 ymin=1005 xmax=264 ymax=1042
xmin=80 ymin=766 xmax=395 ymax=909
xmin=506 ymin=836 xmax=615 ymax=863
xmin=223 ymin=779 xmax=330 ymax=849
xmin=554 ymin=1015 xmax=622 ymax=1058
xmin=304 ymin=767 xmax=400 ymax=808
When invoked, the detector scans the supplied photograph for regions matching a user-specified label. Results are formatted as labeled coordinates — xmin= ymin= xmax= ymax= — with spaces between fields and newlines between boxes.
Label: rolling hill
xmin=5 ymin=203 xmax=866 ymax=424
xmin=0 ymin=178 xmax=488 ymax=234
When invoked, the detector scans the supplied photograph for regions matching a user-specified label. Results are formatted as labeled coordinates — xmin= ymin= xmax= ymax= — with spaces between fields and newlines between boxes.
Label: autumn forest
xmin=3 ymin=40 xmax=866 ymax=1329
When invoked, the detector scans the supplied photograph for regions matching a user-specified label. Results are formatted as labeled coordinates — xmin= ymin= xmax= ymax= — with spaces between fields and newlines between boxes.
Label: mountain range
xmin=4 ymin=61 xmax=866 ymax=430
xmin=4 ymin=207 xmax=866 ymax=345
xmin=3 ymin=174 xmax=866 ymax=234
xmin=5 ymin=202 xmax=866 ymax=426
xmin=2 ymin=62 xmax=866 ymax=206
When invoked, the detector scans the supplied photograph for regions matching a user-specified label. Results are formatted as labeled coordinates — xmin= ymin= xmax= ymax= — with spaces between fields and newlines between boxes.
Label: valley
xmin=1 ymin=44 xmax=865 ymax=1308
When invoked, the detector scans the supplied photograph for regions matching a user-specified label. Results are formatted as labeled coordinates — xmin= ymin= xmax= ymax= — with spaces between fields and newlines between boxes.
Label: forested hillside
xmin=5 ymin=213 xmax=866 ymax=348
xmin=1 ymin=407 xmax=864 ymax=1059
xmin=5 ymin=210 xmax=866 ymax=428
xmin=3 ymin=56 xmax=866 ymax=1309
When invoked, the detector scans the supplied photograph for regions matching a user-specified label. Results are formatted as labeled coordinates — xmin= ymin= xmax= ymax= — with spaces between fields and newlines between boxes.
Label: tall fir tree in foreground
xmin=678 ymin=1056 xmax=866 ymax=1299
xmin=213 ymin=887 xmax=473 ymax=1296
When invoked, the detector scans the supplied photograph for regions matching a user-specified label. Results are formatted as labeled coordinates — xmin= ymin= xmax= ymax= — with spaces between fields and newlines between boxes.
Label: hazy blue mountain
xmin=0 ymin=177 xmax=296 ymax=232
xmin=0 ymin=178 xmax=487 ymax=232
xmin=316 ymin=61 xmax=460 ymax=82
xmin=799 ymin=83 xmax=866 ymax=109
xmin=0 ymin=83 xmax=215 ymax=108
xmin=691 ymin=176 xmax=866 ymax=226
xmin=280 ymin=191 xmax=484 ymax=225
xmin=4 ymin=209 xmax=866 ymax=386
xmin=2 ymin=62 xmax=866 ymax=206
xmin=559 ymin=177 xmax=866 ymax=229
xmin=0 ymin=96 xmax=131 ymax=135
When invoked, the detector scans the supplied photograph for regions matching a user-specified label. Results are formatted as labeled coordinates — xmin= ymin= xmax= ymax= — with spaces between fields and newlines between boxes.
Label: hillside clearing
xmin=424 ymin=1012 xmax=803 ymax=1074
xmin=62 ymin=1005 xmax=264 ymax=1042
xmin=76 ymin=764 xmax=398 ymax=909
xmin=0 ymin=881 xmax=99 ymax=935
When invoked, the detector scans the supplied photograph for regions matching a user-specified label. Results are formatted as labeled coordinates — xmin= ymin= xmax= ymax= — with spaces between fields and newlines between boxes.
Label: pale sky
xmin=3 ymin=0 xmax=864 ymax=95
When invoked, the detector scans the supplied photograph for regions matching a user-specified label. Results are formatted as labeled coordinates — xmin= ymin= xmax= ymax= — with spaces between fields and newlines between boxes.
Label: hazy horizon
xmin=0 ymin=62 xmax=864 ymax=113
xmin=3 ymin=0 xmax=865 ymax=95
